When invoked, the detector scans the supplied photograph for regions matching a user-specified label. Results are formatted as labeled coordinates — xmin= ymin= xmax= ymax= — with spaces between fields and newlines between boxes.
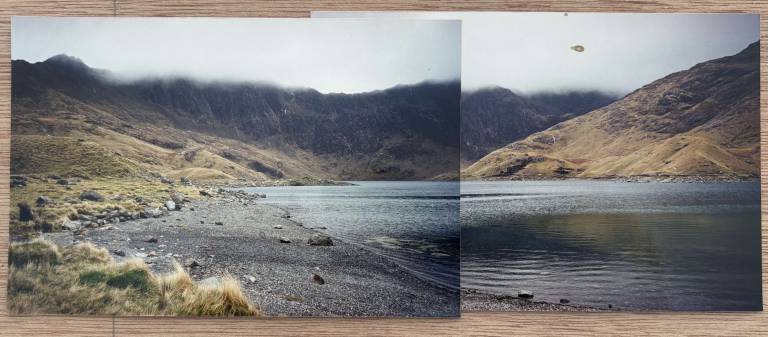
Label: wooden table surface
xmin=0 ymin=1 xmax=766 ymax=335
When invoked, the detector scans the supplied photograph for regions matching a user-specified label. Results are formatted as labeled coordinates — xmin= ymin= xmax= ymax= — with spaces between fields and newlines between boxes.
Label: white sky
xmin=11 ymin=17 xmax=461 ymax=94
xmin=314 ymin=12 xmax=759 ymax=95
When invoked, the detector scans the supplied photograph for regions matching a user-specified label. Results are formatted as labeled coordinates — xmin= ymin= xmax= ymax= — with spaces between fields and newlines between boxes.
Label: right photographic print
xmin=314 ymin=12 xmax=763 ymax=311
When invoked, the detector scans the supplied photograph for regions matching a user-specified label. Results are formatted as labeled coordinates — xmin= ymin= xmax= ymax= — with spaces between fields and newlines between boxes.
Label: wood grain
xmin=0 ymin=1 xmax=766 ymax=335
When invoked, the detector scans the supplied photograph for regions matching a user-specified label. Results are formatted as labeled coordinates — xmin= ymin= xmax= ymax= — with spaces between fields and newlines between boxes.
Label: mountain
xmin=11 ymin=55 xmax=460 ymax=181
xmin=460 ymin=87 xmax=615 ymax=162
xmin=464 ymin=41 xmax=760 ymax=179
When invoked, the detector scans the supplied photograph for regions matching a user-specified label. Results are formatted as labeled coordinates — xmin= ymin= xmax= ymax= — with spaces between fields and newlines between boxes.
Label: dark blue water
xmin=240 ymin=181 xmax=460 ymax=289
xmin=461 ymin=180 xmax=762 ymax=311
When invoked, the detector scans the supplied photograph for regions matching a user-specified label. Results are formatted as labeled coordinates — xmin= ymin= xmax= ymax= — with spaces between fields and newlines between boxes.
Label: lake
xmin=239 ymin=181 xmax=460 ymax=289
xmin=461 ymin=180 xmax=762 ymax=311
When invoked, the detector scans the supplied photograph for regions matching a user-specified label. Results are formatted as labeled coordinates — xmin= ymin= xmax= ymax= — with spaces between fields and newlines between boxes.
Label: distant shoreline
xmin=462 ymin=175 xmax=759 ymax=183
xmin=461 ymin=288 xmax=610 ymax=312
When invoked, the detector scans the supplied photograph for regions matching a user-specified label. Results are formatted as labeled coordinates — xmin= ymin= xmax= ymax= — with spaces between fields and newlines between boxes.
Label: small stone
xmin=105 ymin=226 xmax=115 ymax=230
xmin=61 ymin=220 xmax=82 ymax=231
xmin=279 ymin=237 xmax=291 ymax=243
xmin=184 ymin=258 xmax=200 ymax=269
xmin=214 ymin=221 xmax=223 ymax=226
xmin=245 ymin=275 xmax=256 ymax=283
xmin=56 ymin=178 xmax=69 ymax=185
xmin=165 ymin=200 xmax=176 ymax=211
xmin=199 ymin=190 xmax=213 ymax=197
xmin=147 ymin=251 xmax=157 ymax=257
xmin=312 ymin=274 xmax=325 ymax=285
xmin=144 ymin=237 xmax=158 ymax=243
xmin=518 ymin=290 xmax=534 ymax=299
xmin=160 ymin=176 xmax=174 ymax=184
xmin=35 ymin=196 xmax=53 ymax=207
xmin=113 ymin=249 xmax=126 ymax=257
xmin=200 ymin=221 xmax=205 ymax=224
xmin=560 ymin=298 xmax=570 ymax=304
xmin=273 ymin=225 xmax=283 ymax=229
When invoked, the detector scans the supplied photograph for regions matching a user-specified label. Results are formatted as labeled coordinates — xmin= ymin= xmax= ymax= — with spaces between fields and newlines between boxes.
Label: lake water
xmin=461 ymin=180 xmax=762 ymax=311
xmin=240 ymin=181 xmax=460 ymax=289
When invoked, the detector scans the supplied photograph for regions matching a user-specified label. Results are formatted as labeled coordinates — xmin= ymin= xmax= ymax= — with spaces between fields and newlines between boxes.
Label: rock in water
xmin=79 ymin=191 xmax=104 ymax=202
xmin=144 ymin=237 xmax=158 ymax=243
xmin=273 ymin=225 xmax=283 ymax=229
xmin=308 ymin=233 xmax=333 ymax=246
xmin=214 ymin=221 xmax=224 ymax=226
xmin=518 ymin=290 xmax=534 ymax=299
xmin=35 ymin=196 xmax=53 ymax=206
xmin=17 ymin=202 xmax=33 ymax=221
xmin=560 ymin=298 xmax=570 ymax=304
xmin=313 ymin=274 xmax=325 ymax=285
xmin=279 ymin=237 xmax=291 ymax=243
xmin=165 ymin=200 xmax=177 ymax=211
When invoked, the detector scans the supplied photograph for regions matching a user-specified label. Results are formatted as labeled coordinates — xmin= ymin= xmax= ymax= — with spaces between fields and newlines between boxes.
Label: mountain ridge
xmin=12 ymin=55 xmax=460 ymax=181
xmin=463 ymin=41 xmax=760 ymax=179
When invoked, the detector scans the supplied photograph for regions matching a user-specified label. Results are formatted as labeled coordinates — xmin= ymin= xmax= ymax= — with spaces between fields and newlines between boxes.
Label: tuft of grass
xmin=8 ymin=240 xmax=260 ymax=316
xmin=9 ymin=239 xmax=61 ymax=268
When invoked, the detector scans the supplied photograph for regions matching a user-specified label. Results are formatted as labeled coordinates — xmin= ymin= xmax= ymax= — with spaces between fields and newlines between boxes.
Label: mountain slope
xmin=464 ymin=41 xmax=760 ymax=179
xmin=460 ymin=88 xmax=615 ymax=162
xmin=12 ymin=55 xmax=460 ymax=181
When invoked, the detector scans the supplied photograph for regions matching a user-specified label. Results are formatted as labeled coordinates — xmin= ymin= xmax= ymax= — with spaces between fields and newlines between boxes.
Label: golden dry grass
xmin=10 ymin=177 xmax=200 ymax=235
xmin=8 ymin=239 xmax=261 ymax=316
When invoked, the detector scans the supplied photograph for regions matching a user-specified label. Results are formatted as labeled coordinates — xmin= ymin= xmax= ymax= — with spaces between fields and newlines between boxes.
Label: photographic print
xmin=316 ymin=12 xmax=762 ymax=311
xmin=9 ymin=17 xmax=461 ymax=317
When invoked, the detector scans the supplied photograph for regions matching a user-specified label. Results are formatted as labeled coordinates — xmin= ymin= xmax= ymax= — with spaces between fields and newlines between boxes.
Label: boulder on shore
xmin=308 ymin=233 xmax=334 ymax=246
xmin=79 ymin=191 xmax=104 ymax=202
xmin=518 ymin=290 xmax=534 ymax=299
xmin=165 ymin=200 xmax=178 ymax=211
xmin=170 ymin=192 xmax=185 ymax=205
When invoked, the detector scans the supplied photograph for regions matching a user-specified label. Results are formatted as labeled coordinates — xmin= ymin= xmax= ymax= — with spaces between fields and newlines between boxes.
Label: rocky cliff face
xmin=460 ymin=87 xmax=614 ymax=162
xmin=12 ymin=55 xmax=460 ymax=180
xmin=464 ymin=41 xmax=760 ymax=179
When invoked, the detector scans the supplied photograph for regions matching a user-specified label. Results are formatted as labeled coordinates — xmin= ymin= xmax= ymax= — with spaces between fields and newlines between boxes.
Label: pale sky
xmin=314 ymin=12 xmax=759 ymax=95
xmin=11 ymin=17 xmax=461 ymax=93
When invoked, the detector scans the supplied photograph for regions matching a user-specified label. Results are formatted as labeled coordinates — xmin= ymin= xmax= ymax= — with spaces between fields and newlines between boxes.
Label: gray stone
xmin=113 ymin=249 xmax=126 ymax=257
xmin=279 ymin=237 xmax=291 ymax=243
xmin=165 ymin=200 xmax=177 ymax=211
xmin=79 ymin=191 xmax=104 ymax=202
xmin=61 ymin=220 xmax=81 ymax=231
xmin=312 ymin=274 xmax=325 ymax=285
xmin=170 ymin=192 xmax=185 ymax=205
xmin=184 ymin=258 xmax=200 ymax=269
xmin=36 ymin=196 xmax=53 ymax=206
xmin=308 ymin=233 xmax=334 ymax=246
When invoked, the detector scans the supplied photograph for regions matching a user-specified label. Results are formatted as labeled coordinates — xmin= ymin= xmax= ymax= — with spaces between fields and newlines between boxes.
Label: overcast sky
xmin=315 ymin=12 xmax=759 ymax=95
xmin=12 ymin=17 xmax=461 ymax=93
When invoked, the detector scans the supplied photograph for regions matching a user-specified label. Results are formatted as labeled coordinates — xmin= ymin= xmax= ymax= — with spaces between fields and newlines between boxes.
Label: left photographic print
xmin=9 ymin=17 xmax=462 ymax=317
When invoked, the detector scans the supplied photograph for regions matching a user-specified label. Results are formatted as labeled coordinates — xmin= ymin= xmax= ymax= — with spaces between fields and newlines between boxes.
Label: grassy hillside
xmin=464 ymin=42 xmax=760 ymax=180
